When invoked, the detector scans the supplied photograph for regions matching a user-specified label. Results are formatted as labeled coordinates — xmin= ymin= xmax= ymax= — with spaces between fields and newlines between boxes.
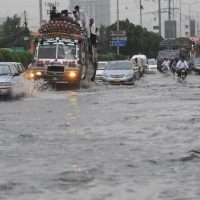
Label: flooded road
xmin=1 ymin=73 xmax=200 ymax=200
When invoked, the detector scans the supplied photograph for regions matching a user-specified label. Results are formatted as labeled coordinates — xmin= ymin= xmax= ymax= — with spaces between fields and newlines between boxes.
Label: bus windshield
xmin=37 ymin=44 xmax=57 ymax=59
xmin=57 ymin=44 xmax=76 ymax=59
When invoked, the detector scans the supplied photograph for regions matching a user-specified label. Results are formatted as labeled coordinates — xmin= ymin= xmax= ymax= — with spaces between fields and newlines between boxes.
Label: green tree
xmin=98 ymin=19 xmax=163 ymax=59
xmin=0 ymin=14 xmax=31 ymax=49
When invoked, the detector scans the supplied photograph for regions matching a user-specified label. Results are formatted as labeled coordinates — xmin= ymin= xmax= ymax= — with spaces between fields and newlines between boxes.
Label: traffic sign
xmin=153 ymin=26 xmax=159 ymax=30
xmin=110 ymin=30 xmax=126 ymax=37
xmin=10 ymin=47 xmax=25 ymax=52
xmin=111 ymin=36 xmax=127 ymax=41
xmin=110 ymin=41 xmax=127 ymax=47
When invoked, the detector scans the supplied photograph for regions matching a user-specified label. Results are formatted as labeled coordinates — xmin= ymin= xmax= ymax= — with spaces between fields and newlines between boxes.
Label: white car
xmin=0 ymin=62 xmax=25 ymax=97
xmin=96 ymin=61 xmax=108 ymax=80
xmin=147 ymin=59 xmax=157 ymax=74
xmin=102 ymin=60 xmax=134 ymax=85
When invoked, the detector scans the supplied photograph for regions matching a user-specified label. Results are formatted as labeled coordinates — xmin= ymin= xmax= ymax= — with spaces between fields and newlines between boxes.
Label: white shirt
xmin=90 ymin=23 xmax=96 ymax=35
xmin=161 ymin=60 xmax=170 ymax=70
xmin=176 ymin=60 xmax=189 ymax=70
xmin=77 ymin=9 xmax=89 ymax=35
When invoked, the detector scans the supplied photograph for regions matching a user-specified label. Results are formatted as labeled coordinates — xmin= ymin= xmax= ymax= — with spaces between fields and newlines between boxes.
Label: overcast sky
xmin=0 ymin=0 xmax=199 ymax=34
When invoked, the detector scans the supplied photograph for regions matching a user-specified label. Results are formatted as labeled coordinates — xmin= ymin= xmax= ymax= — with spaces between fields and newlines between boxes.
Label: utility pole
xmin=39 ymin=0 xmax=42 ymax=26
xmin=197 ymin=13 xmax=200 ymax=35
xmin=117 ymin=0 xmax=119 ymax=55
xmin=23 ymin=10 xmax=28 ymax=28
xmin=180 ymin=0 xmax=182 ymax=37
xmin=139 ymin=0 xmax=143 ymax=27
xmin=168 ymin=0 xmax=171 ymax=21
xmin=158 ymin=0 xmax=161 ymax=35
xmin=189 ymin=4 xmax=191 ymax=32
xmin=172 ymin=0 xmax=175 ymax=38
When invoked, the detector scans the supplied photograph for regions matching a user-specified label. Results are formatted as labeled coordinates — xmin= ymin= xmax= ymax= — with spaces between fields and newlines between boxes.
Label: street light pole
xmin=180 ymin=0 xmax=182 ymax=37
xmin=168 ymin=0 xmax=171 ymax=21
xmin=140 ymin=0 xmax=143 ymax=27
xmin=158 ymin=0 xmax=161 ymax=35
xmin=189 ymin=4 xmax=191 ymax=29
xmin=39 ymin=0 xmax=43 ymax=25
xmin=117 ymin=0 xmax=119 ymax=55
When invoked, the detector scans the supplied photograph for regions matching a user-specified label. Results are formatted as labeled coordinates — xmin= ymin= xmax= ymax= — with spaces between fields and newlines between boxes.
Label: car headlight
xmin=126 ymin=73 xmax=134 ymax=77
xmin=0 ymin=82 xmax=12 ymax=86
xmin=5 ymin=82 xmax=12 ymax=86
xmin=103 ymin=73 xmax=109 ymax=78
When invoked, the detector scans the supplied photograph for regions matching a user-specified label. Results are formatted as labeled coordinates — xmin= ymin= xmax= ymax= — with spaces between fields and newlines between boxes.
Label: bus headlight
xmin=36 ymin=71 xmax=42 ymax=76
xmin=68 ymin=71 xmax=76 ymax=78
xmin=26 ymin=72 xmax=35 ymax=79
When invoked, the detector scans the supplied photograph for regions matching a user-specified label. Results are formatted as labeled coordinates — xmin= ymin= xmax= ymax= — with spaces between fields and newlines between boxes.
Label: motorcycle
xmin=176 ymin=68 xmax=187 ymax=81
xmin=161 ymin=65 xmax=171 ymax=77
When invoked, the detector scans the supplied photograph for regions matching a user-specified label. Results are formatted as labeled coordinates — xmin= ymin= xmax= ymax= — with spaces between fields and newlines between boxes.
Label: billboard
xmin=164 ymin=21 xmax=176 ymax=39
xmin=190 ymin=20 xmax=196 ymax=37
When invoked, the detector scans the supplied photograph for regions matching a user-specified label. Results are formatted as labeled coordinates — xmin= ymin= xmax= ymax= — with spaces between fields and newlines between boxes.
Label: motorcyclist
xmin=161 ymin=57 xmax=170 ymax=72
xmin=176 ymin=56 xmax=189 ymax=77
xmin=171 ymin=57 xmax=179 ymax=74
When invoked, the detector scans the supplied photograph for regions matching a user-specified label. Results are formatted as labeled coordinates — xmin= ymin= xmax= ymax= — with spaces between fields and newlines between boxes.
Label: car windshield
xmin=148 ymin=59 xmax=157 ymax=65
xmin=157 ymin=50 xmax=180 ymax=59
xmin=0 ymin=65 xmax=11 ymax=75
xmin=98 ymin=62 xmax=107 ymax=70
xmin=38 ymin=44 xmax=57 ymax=59
xmin=57 ymin=44 xmax=76 ymax=59
xmin=107 ymin=61 xmax=133 ymax=70
xmin=193 ymin=58 xmax=200 ymax=64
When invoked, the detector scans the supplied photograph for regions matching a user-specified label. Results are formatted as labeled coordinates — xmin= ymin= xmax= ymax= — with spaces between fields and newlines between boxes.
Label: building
xmin=164 ymin=20 xmax=177 ymax=38
xmin=0 ymin=17 xmax=6 ymax=25
xmin=69 ymin=0 xmax=110 ymax=27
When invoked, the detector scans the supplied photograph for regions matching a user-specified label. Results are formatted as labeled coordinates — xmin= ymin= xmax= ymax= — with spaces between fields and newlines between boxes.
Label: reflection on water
xmin=68 ymin=91 xmax=78 ymax=106
xmin=1 ymin=73 xmax=200 ymax=199
xmin=67 ymin=92 xmax=85 ymax=136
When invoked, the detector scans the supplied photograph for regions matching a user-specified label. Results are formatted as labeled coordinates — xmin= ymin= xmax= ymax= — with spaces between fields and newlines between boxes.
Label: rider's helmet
xmin=181 ymin=56 xmax=185 ymax=61
xmin=74 ymin=5 xmax=79 ymax=11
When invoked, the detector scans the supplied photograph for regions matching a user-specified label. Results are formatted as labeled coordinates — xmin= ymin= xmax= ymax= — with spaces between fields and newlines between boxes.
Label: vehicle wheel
xmin=132 ymin=78 xmax=135 ymax=85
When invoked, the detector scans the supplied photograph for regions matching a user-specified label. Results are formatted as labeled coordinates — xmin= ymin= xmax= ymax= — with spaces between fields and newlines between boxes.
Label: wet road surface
xmin=1 ymin=73 xmax=200 ymax=200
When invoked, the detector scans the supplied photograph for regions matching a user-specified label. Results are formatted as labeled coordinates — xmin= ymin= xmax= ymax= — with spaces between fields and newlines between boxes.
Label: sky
xmin=0 ymin=0 xmax=199 ymax=35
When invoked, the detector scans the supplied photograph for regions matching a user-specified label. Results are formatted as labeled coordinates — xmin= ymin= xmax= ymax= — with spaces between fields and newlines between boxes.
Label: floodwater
xmin=1 ymin=73 xmax=200 ymax=200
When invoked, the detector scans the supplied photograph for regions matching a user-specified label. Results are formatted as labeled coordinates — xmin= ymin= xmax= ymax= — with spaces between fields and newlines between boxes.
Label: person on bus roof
xmin=74 ymin=5 xmax=89 ymax=35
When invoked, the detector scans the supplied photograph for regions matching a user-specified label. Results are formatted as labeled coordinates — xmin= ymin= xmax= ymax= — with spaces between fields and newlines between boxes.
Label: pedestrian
xmin=133 ymin=58 xmax=143 ymax=79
